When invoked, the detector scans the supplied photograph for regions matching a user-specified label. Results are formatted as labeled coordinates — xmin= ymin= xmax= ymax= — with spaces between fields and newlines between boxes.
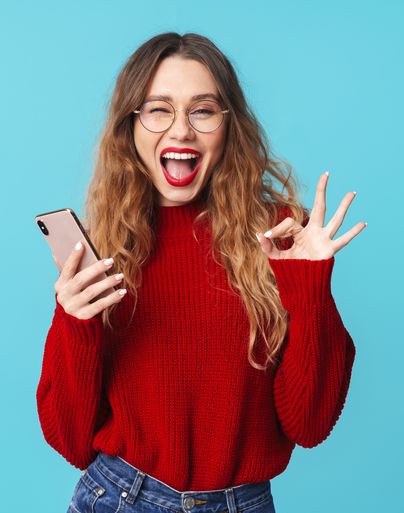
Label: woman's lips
xmin=160 ymin=156 xmax=202 ymax=187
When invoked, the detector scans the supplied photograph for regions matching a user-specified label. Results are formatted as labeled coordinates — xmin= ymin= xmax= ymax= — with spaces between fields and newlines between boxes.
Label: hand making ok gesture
xmin=256 ymin=172 xmax=367 ymax=260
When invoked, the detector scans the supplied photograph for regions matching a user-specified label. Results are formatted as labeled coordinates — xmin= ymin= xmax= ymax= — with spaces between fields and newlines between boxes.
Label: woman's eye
xmin=150 ymin=108 xmax=170 ymax=113
xmin=192 ymin=109 xmax=214 ymax=115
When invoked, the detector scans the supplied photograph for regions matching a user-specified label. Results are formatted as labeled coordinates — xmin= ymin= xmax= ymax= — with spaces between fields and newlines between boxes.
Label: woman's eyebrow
xmin=145 ymin=93 xmax=220 ymax=102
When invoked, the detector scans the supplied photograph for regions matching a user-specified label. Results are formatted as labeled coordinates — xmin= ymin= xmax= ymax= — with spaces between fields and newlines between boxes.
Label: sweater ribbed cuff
xmin=268 ymin=256 xmax=335 ymax=310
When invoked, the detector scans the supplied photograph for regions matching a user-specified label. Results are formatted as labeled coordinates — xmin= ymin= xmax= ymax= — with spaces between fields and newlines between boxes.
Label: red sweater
xmin=36 ymin=199 xmax=356 ymax=491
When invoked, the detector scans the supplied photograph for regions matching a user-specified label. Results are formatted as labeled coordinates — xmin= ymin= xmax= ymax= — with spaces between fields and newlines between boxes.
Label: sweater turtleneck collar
xmin=154 ymin=197 xmax=207 ymax=238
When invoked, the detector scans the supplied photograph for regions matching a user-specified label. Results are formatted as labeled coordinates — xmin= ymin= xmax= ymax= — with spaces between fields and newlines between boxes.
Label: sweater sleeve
xmin=269 ymin=256 xmax=356 ymax=448
xmin=36 ymin=293 xmax=106 ymax=469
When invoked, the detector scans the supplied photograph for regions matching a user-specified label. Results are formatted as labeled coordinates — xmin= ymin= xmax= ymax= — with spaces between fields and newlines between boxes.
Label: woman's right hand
xmin=52 ymin=242 xmax=127 ymax=320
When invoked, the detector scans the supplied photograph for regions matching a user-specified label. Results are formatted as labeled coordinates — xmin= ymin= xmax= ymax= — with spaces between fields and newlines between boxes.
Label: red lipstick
xmin=160 ymin=147 xmax=202 ymax=187
xmin=160 ymin=147 xmax=201 ymax=157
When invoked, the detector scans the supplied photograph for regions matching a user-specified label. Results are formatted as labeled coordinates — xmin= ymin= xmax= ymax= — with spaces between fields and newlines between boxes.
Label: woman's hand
xmin=53 ymin=242 xmax=127 ymax=320
xmin=256 ymin=172 xmax=367 ymax=260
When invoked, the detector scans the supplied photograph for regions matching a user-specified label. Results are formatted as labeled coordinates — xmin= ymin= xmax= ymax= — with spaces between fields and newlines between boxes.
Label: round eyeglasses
xmin=133 ymin=99 xmax=230 ymax=133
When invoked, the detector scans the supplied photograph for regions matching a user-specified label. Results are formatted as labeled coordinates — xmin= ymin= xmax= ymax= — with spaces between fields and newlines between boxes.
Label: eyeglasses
xmin=133 ymin=99 xmax=230 ymax=133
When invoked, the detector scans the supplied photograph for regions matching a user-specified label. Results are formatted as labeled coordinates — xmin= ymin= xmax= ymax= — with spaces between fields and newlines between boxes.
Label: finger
xmin=52 ymin=253 xmax=62 ymax=273
xmin=309 ymin=172 xmax=329 ymax=227
xmin=325 ymin=191 xmax=357 ymax=238
xmin=263 ymin=217 xmax=302 ymax=240
xmin=331 ymin=221 xmax=367 ymax=253
xmin=57 ymin=241 xmax=85 ymax=287
xmin=78 ymin=273 xmax=124 ymax=305
xmin=69 ymin=256 xmax=115 ymax=295
xmin=76 ymin=288 xmax=128 ymax=320
xmin=256 ymin=232 xmax=282 ymax=258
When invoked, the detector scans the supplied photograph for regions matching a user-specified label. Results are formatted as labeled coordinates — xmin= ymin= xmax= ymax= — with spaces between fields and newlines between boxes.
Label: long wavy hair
xmin=82 ymin=32 xmax=309 ymax=371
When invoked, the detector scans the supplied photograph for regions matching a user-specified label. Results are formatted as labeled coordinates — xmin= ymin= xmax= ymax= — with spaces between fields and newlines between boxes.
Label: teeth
xmin=161 ymin=152 xmax=199 ymax=159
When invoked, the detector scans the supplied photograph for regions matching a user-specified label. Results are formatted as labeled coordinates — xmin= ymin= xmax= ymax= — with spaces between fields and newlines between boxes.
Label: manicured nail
xmin=353 ymin=191 xmax=357 ymax=195
xmin=75 ymin=241 xmax=82 ymax=250
xmin=104 ymin=257 xmax=114 ymax=266
xmin=118 ymin=288 xmax=127 ymax=296
xmin=324 ymin=171 xmax=329 ymax=176
xmin=364 ymin=222 xmax=368 ymax=227
xmin=115 ymin=273 xmax=124 ymax=281
xmin=264 ymin=230 xmax=273 ymax=238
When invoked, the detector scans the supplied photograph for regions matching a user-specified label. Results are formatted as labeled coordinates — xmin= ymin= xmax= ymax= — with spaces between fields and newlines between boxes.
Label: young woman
xmin=36 ymin=32 xmax=365 ymax=513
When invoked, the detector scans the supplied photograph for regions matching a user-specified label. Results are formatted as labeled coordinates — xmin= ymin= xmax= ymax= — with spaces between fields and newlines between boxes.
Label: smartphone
xmin=35 ymin=208 xmax=117 ymax=302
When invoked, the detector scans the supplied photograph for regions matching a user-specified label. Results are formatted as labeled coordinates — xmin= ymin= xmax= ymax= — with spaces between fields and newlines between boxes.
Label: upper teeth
xmin=161 ymin=152 xmax=199 ymax=159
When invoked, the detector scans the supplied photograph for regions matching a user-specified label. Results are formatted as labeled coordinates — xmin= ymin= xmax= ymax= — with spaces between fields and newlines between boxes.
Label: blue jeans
xmin=67 ymin=452 xmax=276 ymax=513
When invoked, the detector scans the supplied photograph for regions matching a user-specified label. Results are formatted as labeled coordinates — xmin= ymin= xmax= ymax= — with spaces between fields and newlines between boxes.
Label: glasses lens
xmin=189 ymin=100 xmax=224 ymax=132
xmin=140 ymin=100 xmax=174 ymax=132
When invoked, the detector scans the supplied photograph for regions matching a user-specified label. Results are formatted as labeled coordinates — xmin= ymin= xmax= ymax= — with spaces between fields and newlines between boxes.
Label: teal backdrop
xmin=1 ymin=1 xmax=402 ymax=511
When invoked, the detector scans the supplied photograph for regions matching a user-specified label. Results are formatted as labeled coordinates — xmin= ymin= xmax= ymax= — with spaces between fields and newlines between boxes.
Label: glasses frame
xmin=133 ymin=99 xmax=230 ymax=133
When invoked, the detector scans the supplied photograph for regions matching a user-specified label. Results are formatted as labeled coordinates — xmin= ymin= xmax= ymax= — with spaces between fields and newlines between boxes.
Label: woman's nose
xmin=167 ymin=110 xmax=195 ymax=139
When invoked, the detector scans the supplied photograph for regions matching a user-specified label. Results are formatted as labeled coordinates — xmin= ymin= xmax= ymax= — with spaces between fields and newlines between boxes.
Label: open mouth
xmin=160 ymin=155 xmax=202 ymax=179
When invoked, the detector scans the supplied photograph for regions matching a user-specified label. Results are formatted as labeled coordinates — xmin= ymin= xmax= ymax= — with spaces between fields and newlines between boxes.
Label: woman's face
xmin=134 ymin=56 xmax=228 ymax=206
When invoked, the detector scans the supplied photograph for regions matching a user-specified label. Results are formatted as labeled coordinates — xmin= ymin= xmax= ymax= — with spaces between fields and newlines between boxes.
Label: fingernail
xmin=324 ymin=171 xmax=329 ymax=176
xmin=256 ymin=232 xmax=262 ymax=242
xmin=353 ymin=191 xmax=357 ymax=195
xmin=104 ymin=257 xmax=114 ymax=266
xmin=118 ymin=288 xmax=127 ymax=296
xmin=75 ymin=241 xmax=82 ymax=250
xmin=115 ymin=273 xmax=124 ymax=281
xmin=264 ymin=230 xmax=273 ymax=238
xmin=364 ymin=222 xmax=368 ymax=227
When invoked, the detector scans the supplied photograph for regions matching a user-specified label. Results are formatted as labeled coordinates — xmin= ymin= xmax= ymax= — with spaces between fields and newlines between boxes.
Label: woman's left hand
xmin=256 ymin=172 xmax=367 ymax=260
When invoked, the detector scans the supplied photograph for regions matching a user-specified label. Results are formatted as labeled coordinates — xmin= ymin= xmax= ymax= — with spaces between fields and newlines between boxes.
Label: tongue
xmin=164 ymin=158 xmax=194 ymax=179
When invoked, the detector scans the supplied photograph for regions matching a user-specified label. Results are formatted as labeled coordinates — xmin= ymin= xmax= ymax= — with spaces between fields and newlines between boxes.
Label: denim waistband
xmin=91 ymin=452 xmax=272 ymax=513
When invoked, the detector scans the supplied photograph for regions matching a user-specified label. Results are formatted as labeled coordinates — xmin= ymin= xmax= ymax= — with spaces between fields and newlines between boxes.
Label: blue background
xmin=1 ymin=1 xmax=402 ymax=511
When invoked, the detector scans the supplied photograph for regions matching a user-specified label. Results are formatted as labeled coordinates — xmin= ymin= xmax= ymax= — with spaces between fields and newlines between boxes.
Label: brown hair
xmin=82 ymin=32 xmax=308 ymax=371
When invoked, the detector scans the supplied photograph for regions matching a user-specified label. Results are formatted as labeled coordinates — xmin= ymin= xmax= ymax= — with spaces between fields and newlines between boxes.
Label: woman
xmin=36 ymin=32 xmax=365 ymax=513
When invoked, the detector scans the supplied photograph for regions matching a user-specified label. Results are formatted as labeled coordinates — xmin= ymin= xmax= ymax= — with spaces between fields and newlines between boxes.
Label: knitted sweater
xmin=36 ymin=199 xmax=356 ymax=491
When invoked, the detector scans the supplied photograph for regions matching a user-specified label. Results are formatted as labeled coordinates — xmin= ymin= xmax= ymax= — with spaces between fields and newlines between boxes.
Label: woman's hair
xmin=82 ymin=32 xmax=309 ymax=371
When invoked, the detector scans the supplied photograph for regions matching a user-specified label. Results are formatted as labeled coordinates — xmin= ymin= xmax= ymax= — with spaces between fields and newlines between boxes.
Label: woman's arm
xmin=269 ymin=256 xmax=356 ymax=448
xmin=36 ymin=293 xmax=106 ymax=469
